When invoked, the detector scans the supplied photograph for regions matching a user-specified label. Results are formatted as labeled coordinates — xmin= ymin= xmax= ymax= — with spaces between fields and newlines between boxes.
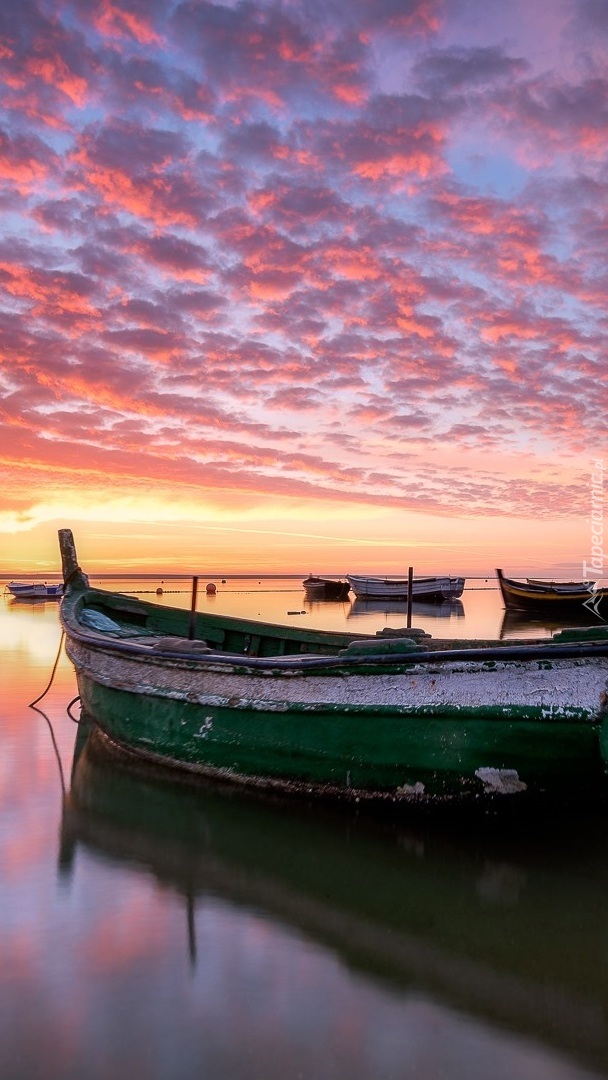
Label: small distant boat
xmin=496 ymin=569 xmax=608 ymax=615
xmin=5 ymin=581 xmax=63 ymax=599
xmin=347 ymin=574 xmax=465 ymax=601
xmin=302 ymin=575 xmax=350 ymax=600
xmin=57 ymin=528 xmax=608 ymax=807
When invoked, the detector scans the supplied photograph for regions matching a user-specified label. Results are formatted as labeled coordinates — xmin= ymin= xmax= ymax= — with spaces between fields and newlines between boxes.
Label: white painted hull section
xmin=66 ymin=637 xmax=608 ymax=718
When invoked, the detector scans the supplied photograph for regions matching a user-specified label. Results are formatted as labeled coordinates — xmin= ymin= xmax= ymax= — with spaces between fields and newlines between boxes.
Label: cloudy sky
xmin=1 ymin=0 xmax=606 ymax=574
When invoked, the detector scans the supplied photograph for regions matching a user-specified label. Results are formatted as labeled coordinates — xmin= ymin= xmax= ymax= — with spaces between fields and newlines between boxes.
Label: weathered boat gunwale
xmin=61 ymin=591 xmax=608 ymax=673
xmin=62 ymin=585 xmax=371 ymax=660
xmin=72 ymin=666 xmax=603 ymax=726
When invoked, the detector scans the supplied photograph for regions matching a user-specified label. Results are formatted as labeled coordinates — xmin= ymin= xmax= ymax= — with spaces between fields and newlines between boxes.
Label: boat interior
xmin=64 ymin=586 xmax=608 ymax=662
xmin=67 ymin=586 xmax=371 ymax=657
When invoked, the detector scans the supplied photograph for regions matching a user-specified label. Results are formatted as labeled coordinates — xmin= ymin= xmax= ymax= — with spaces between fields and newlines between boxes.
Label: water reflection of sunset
xmin=0 ymin=601 xmax=65 ymax=660
xmin=3 ymin=591 xmax=608 ymax=1079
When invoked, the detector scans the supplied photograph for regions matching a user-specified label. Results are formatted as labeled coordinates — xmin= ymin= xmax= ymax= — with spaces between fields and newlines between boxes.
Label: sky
xmin=0 ymin=0 xmax=606 ymax=576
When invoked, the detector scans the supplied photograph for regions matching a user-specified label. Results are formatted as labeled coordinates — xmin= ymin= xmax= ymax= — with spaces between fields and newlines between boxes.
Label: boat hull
xmin=347 ymin=575 xmax=465 ymax=600
xmin=66 ymin=635 xmax=608 ymax=806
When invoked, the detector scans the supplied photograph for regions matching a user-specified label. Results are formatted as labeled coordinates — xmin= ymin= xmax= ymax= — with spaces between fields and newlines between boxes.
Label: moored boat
xmin=5 ymin=580 xmax=64 ymax=599
xmin=496 ymin=569 xmax=608 ymax=616
xmin=347 ymin=574 xmax=465 ymax=601
xmin=302 ymin=575 xmax=350 ymax=600
xmin=57 ymin=528 xmax=608 ymax=808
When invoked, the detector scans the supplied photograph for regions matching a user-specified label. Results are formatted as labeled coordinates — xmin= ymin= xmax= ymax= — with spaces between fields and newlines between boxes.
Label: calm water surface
xmin=2 ymin=578 xmax=608 ymax=1080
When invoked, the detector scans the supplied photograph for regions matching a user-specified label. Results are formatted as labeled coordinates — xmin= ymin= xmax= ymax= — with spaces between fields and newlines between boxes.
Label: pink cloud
xmin=0 ymin=0 xmax=606 ymax=533
xmin=68 ymin=120 xmax=205 ymax=226
xmin=91 ymin=0 xmax=164 ymax=46
xmin=0 ymin=127 xmax=57 ymax=189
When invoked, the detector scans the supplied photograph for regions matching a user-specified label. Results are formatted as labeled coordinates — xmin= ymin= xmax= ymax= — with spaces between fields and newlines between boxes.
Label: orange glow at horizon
xmin=0 ymin=501 xmax=595 ymax=580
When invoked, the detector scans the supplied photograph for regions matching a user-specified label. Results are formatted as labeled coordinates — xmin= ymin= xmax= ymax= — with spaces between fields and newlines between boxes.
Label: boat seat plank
xmin=247 ymin=634 xmax=261 ymax=656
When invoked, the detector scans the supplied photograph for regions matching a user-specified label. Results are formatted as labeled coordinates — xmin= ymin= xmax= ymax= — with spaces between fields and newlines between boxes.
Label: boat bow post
xmin=59 ymin=529 xmax=89 ymax=592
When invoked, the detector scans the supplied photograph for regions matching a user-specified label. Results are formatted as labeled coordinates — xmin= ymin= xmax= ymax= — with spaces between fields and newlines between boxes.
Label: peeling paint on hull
xmin=68 ymin=639 xmax=608 ymax=806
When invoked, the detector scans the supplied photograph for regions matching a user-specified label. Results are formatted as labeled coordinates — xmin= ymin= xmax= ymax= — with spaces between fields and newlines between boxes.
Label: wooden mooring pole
xmin=188 ymin=576 xmax=199 ymax=639
xmin=406 ymin=566 xmax=413 ymax=628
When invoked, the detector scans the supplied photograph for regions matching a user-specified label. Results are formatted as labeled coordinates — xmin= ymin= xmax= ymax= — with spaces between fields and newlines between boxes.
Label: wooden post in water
xmin=406 ymin=566 xmax=413 ymax=628
xmin=188 ymin=576 xmax=199 ymax=639
xmin=186 ymin=892 xmax=197 ymax=969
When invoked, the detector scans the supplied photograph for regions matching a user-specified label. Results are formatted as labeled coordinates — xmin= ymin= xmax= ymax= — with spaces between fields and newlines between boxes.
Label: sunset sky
xmin=1 ymin=0 xmax=606 ymax=576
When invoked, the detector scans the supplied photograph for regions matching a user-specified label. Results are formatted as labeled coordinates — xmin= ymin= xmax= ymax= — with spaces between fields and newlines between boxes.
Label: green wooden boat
xmin=58 ymin=529 xmax=608 ymax=807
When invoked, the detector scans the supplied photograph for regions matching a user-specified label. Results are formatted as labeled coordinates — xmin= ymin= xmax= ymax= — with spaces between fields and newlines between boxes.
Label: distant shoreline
xmin=2 ymin=572 xmax=496 ymax=581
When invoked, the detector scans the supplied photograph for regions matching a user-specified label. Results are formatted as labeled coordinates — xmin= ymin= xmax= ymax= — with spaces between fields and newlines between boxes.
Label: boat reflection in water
xmin=348 ymin=597 xmax=465 ymax=619
xmin=62 ymin=719 xmax=608 ymax=1075
xmin=500 ymin=607 xmax=608 ymax=640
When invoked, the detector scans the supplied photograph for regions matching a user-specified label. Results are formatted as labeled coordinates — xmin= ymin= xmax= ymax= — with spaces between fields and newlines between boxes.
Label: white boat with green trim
xmin=347 ymin=574 xmax=465 ymax=600
xmin=58 ymin=529 xmax=608 ymax=808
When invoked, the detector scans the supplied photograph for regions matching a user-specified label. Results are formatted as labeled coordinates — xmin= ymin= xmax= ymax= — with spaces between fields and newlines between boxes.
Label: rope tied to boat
xmin=64 ymin=566 xmax=85 ymax=588
xmin=28 ymin=630 xmax=66 ymax=707
xmin=66 ymin=696 xmax=82 ymax=723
